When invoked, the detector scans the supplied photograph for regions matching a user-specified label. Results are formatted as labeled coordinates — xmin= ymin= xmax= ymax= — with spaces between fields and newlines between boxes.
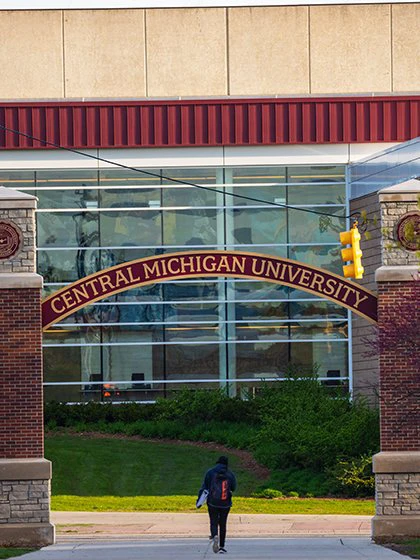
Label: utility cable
xmin=0 ymin=123 xmax=357 ymax=221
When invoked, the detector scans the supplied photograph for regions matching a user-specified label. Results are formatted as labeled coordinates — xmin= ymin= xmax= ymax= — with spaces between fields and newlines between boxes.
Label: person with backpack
xmin=197 ymin=456 xmax=237 ymax=554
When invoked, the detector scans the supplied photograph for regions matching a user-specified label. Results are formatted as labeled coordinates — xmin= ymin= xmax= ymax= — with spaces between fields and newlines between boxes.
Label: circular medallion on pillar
xmin=0 ymin=220 xmax=22 ymax=260
xmin=395 ymin=211 xmax=420 ymax=252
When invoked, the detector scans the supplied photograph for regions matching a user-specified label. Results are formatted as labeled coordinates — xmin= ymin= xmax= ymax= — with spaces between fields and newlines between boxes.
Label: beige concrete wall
xmin=64 ymin=10 xmax=146 ymax=98
xmin=392 ymin=3 xmax=420 ymax=93
xmin=228 ymin=7 xmax=309 ymax=95
xmin=0 ymin=4 xmax=418 ymax=100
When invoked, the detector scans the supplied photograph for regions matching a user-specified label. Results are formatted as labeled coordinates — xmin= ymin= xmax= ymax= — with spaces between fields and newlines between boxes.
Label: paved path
xmin=23 ymin=537 xmax=406 ymax=560
xmin=52 ymin=512 xmax=372 ymax=539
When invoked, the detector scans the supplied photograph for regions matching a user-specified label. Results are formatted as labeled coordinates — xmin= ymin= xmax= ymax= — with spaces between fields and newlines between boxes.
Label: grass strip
xmin=52 ymin=495 xmax=374 ymax=515
xmin=0 ymin=550 xmax=36 ymax=559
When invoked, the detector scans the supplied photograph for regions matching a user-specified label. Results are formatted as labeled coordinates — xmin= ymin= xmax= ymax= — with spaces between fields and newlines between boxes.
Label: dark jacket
xmin=198 ymin=463 xmax=237 ymax=508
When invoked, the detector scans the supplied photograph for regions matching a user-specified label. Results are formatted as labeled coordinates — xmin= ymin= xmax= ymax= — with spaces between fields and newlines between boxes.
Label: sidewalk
xmin=52 ymin=511 xmax=372 ymax=539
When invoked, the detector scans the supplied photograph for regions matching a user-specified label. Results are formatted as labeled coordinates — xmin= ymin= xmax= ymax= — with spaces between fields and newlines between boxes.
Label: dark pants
xmin=208 ymin=505 xmax=230 ymax=548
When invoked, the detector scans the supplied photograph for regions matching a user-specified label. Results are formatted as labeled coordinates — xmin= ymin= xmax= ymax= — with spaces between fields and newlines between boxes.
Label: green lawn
xmin=0 ymin=551 xmax=35 ymax=559
xmin=45 ymin=434 xmax=375 ymax=516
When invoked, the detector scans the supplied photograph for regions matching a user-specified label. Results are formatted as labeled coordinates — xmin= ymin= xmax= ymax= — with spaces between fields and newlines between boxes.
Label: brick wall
xmin=378 ymin=280 xmax=420 ymax=451
xmin=0 ymin=288 xmax=44 ymax=458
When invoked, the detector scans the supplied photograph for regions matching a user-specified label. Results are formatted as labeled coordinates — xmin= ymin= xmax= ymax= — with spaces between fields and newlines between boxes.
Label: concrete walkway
xmin=52 ymin=511 xmax=372 ymax=539
xmin=23 ymin=537 xmax=406 ymax=560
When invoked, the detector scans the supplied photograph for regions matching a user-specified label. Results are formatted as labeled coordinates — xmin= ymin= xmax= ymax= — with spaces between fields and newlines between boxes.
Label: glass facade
xmin=2 ymin=165 xmax=349 ymax=402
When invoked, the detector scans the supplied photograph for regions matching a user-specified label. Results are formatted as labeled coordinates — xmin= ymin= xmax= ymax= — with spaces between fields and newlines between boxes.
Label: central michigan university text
xmin=42 ymin=251 xmax=378 ymax=329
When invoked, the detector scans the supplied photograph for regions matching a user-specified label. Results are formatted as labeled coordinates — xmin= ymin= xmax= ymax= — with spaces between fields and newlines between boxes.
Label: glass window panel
xmin=104 ymin=284 xmax=163 ymax=303
xmin=165 ymin=303 xmax=224 ymax=323
xmin=165 ymin=343 xmax=221 ymax=378
xmin=99 ymin=168 xmax=161 ymax=187
xmin=290 ymin=320 xmax=348 ymax=339
xmin=100 ymin=187 xmax=160 ymax=208
xmin=36 ymin=170 xmax=98 ymax=189
xmin=163 ymin=281 xmax=222 ymax=301
xmin=162 ymin=186 xmax=217 ymax=207
xmin=36 ymin=189 xmax=99 ymax=210
xmin=234 ymin=341 xmax=289 ymax=377
xmin=99 ymin=210 xmax=162 ymax=247
xmin=227 ymin=167 xmax=286 ymax=184
xmin=37 ymin=212 xmax=99 ymax=247
xmin=288 ymin=245 xmax=342 ymax=274
xmin=288 ymin=207 xmax=346 ymax=244
xmin=161 ymin=167 xmax=218 ymax=185
xmin=235 ymin=301 xmax=289 ymax=321
xmin=287 ymin=166 xmax=345 ymax=183
xmin=290 ymin=341 xmax=348 ymax=377
xmin=290 ymin=300 xmax=347 ymax=319
xmin=232 ymin=324 xmax=290 ymax=341
xmin=0 ymin=170 xmax=35 ymax=190
xmin=229 ymin=208 xmax=287 ymax=245
xmin=38 ymin=248 xmax=99 ymax=282
xmin=165 ymin=324 xmax=222 ymax=343
xmin=237 ymin=245 xmax=288 ymax=259
xmin=163 ymin=209 xmax=218 ymax=245
xmin=288 ymin=184 xmax=346 ymax=205
xmin=232 ymin=281 xmax=289 ymax=301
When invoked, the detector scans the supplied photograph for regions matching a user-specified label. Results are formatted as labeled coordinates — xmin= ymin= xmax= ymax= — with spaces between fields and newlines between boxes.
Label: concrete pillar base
xmin=372 ymin=515 xmax=420 ymax=539
xmin=0 ymin=523 xmax=55 ymax=547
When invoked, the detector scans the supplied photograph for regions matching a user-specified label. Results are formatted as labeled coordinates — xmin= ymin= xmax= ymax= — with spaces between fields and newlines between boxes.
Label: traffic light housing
xmin=339 ymin=224 xmax=364 ymax=279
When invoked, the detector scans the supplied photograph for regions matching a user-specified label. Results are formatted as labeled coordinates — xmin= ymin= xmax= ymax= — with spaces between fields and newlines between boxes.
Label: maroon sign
xmin=42 ymin=251 xmax=378 ymax=330
xmin=396 ymin=211 xmax=420 ymax=252
xmin=0 ymin=221 xmax=22 ymax=260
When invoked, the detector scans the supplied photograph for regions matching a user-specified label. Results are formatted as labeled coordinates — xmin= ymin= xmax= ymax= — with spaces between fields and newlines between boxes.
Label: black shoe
xmin=212 ymin=535 xmax=219 ymax=553
xmin=219 ymin=548 xmax=227 ymax=554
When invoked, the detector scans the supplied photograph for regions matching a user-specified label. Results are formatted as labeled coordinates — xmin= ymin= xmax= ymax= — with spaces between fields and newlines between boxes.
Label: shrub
xmin=251 ymin=488 xmax=284 ymax=499
xmin=329 ymin=455 xmax=375 ymax=497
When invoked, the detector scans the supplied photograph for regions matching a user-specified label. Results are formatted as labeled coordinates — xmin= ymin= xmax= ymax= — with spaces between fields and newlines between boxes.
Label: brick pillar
xmin=372 ymin=181 xmax=420 ymax=539
xmin=0 ymin=187 xmax=54 ymax=546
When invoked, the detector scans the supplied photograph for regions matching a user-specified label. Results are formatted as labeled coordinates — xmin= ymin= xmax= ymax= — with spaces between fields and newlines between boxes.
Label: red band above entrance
xmin=1 ymin=96 xmax=419 ymax=150
xmin=42 ymin=251 xmax=378 ymax=329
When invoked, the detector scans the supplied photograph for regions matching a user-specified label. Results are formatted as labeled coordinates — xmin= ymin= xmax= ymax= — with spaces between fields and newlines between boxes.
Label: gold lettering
xmin=167 ymin=258 xmax=180 ymax=275
xmin=72 ymin=284 xmax=90 ymax=304
xmin=51 ymin=297 xmax=65 ymax=314
xmin=287 ymin=264 xmax=302 ymax=284
xmin=232 ymin=256 xmax=246 ymax=274
xmin=161 ymin=259 xmax=168 ymax=276
xmin=310 ymin=273 xmax=325 ymax=293
xmin=85 ymin=278 xmax=100 ymax=296
xmin=143 ymin=260 xmax=161 ymax=279
xmin=115 ymin=269 xmax=130 ymax=288
xmin=323 ymin=278 xmax=337 ymax=296
xmin=251 ymin=257 xmax=266 ymax=275
xmin=354 ymin=291 xmax=369 ymax=309
xmin=203 ymin=255 xmax=217 ymax=272
xmin=180 ymin=256 xmax=196 ymax=274
xmin=341 ymin=285 xmax=356 ymax=303
xmin=127 ymin=266 xmax=141 ymax=283
xmin=334 ymin=284 xmax=343 ymax=298
xmin=298 ymin=270 xmax=312 ymax=287
xmin=218 ymin=255 xmax=231 ymax=272
xmin=61 ymin=290 xmax=75 ymax=309
xmin=265 ymin=260 xmax=282 ymax=278
xmin=98 ymin=274 xmax=115 ymax=293
xmin=278 ymin=263 xmax=287 ymax=281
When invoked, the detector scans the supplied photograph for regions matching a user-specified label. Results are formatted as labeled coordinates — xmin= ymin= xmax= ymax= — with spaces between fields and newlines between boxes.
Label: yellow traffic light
xmin=339 ymin=224 xmax=364 ymax=279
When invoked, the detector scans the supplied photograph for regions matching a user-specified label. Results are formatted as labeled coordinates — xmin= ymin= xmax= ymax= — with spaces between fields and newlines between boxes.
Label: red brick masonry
xmin=378 ymin=281 xmax=420 ymax=451
xmin=0 ymin=288 xmax=44 ymax=458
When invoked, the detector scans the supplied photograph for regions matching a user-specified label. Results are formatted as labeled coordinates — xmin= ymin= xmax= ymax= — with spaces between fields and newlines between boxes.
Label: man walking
xmin=198 ymin=456 xmax=237 ymax=554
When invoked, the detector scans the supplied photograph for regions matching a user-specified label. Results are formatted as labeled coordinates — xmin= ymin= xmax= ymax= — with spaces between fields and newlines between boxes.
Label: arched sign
xmin=42 ymin=251 xmax=378 ymax=329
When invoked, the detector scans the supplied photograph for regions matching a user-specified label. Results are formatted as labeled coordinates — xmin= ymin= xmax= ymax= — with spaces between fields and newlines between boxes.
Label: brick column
xmin=0 ymin=187 xmax=54 ymax=546
xmin=372 ymin=181 xmax=420 ymax=539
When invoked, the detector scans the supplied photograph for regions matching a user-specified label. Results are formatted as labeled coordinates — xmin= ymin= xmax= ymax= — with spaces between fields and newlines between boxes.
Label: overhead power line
xmin=0 ymin=123 xmax=356 ymax=221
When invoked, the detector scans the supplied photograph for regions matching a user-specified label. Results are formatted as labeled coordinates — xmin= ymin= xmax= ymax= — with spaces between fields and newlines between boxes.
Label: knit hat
xmin=217 ymin=456 xmax=228 ymax=466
